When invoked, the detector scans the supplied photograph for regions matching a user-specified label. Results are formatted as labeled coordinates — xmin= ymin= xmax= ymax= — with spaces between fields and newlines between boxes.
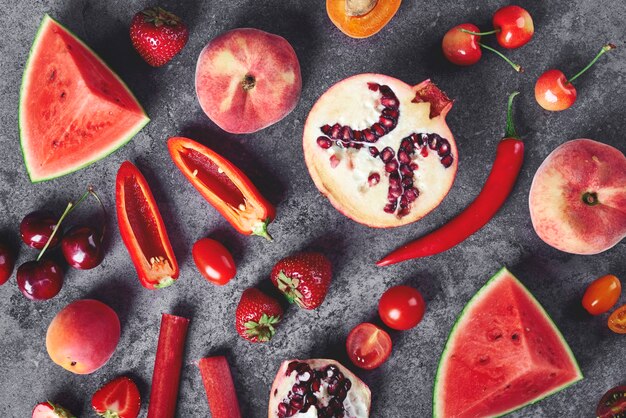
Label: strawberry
xmin=236 ymin=288 xmax=283 ymax=343
xmin=271 ymin=252 xmax=332 ymax=310
xmin=32 ymin=402 xmax=75 ymax=418
xmin=92 ymin=376 xmax=141 ymax=418
xmin=130 ymin=7 xmax=189 ymax=67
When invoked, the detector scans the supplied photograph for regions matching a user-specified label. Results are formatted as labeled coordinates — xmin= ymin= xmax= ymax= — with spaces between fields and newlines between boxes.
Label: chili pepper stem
xmin=461 ymin=28 xmax=500 ymax=36
xmin=252 ymin=219 xmax=273 ymax=241
xmin=505 ymin=92 xmax=521 ymax=139
xmin=567 ymin=43 xmax=616 ymax=84
xmin=478 ymin=42 xmax=524 ymax=73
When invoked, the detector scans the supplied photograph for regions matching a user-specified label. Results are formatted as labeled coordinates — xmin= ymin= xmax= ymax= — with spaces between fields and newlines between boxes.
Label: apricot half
xmin=46 ymin=299 xmax=121 ymax=374
xmin=327 ymin=0 xmax=402 ymax=38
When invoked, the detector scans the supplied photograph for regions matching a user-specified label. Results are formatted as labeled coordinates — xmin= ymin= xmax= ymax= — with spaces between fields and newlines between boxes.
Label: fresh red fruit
xmin=192 ymin=238 xmax=236 ymax=285
xmin=492 ymin=5 xmax=534 ymax=49
xmin=270 ymin=252 xmax=332 ymax=310
xmin=442 ymin=23 xmax=482 ymax=66
xmin=582 ymin=274 xmax=621 ymax=315
xmin=16 ymin=259 xmax=63 ymax=300
xmin=130 ymin=7 xmax=189 ymax=67
xmin=61 ymin=226 xmax=104 ymax=270
xmin=20 ymin=210 xmax=60 ymax=249
xmin=608 ymin=305 xmax=626 ymax=334
xmin=92 ymin=376 xmax=141 ymax=418
xmin=235 ymin=288 xmax=283 ymax=343
xmin=535 ymin=44 xmax=615 ymax=111
xmin=378 ymin=285 xmax=426 ymax=330
xmin=32 ymin=401 xmax=75 ymax=418
xmin=596 ymin=386 xmax=626 ymax=418
xmin=0 ymin=242 xmax=15 ymax=285
xmin=346 ymin=323 xmax=392 ymax=370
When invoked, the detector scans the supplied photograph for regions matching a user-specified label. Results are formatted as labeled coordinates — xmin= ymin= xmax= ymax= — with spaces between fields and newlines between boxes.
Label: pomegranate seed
xmin=362 ymin=129 xmax=376 ymax=142
xmin=399 ymin=195 xmax=409 ymax=208
xmin=325 ymin=365 xmax=339 ymax=378
xmin=290 ymin=396 xmax=304 ymax=410
xmin=367 ymin=82 xmax=379 ymax=91
xmin=410 ymin=133 xmax=423 ymax=147
xmin=438 ymin=138 xmax=451 ymax=156
xmin=381 ymin=96 xmax=399 ymax=109
xmin=379 ymin=116 xmax=395 ymax=129
xmin=428 ymin=134 xmax=440 ymax=150
xmin=402 ymin=177 xmax=413 ymax=187
xmin=278 ymin=402 xmax=289 ymax=414
xmin=287 ymin=362 xmax=301 ymax=375
xmin=400 ymin=164 xmax=412 ymax=176
xmin=331 ymin=124 xmax=342 ymax=139
xmin=398 ymin=149 xmax=411 ymax=164
xmin=311 ymin=379 xmax=321 ymax=392
xmin=344 ymin=379 xmax=352 ymax=390
xmin=382 ymin=108 xmax=399 ymax=119
xmin=441 ymin=154 xmax=454 ymax=168
xmin=320 ymin=125 xmax=332 ymax=136
xmin=368 ymin=146 xmax=379 ymax=157
xmin=379 ymin=84 xmax=392 ymax=95
xmin=351 ymin=143 xmax=363 ymax=149
xmin=421 ymin=147 xmax=429 ymax=158
xmin=380 ymin=147 xmax=395 ymax=163
xmin=328 ymin=379 xmax=340 ymax=395
xmin=405 ymin=188 xmax=419 ymax=202
xmin=400 ymin=138 xmax=413 ymax=152
xmin=410 ymin=162 xmax=419 ymax=171
xmin=368 ymin=173 xmax=380 ymax=186
xmin=398 ymin=207 xmax=411 ymax=217
xmin=317 ymin=136 xmax=332 ymax=149
xmin=385 ymin=160 xmax=399 ymax=172
xmin=354 ymin=130 xmax=363 ymax=141
xmin=329 ymin=155 xmax=340 ymax=168
xmin=389 ymin=186 xmax=402 ymax=198
xmin=292 ymin=383 xmax=307 ymax=396
xmin=342 ymin=126 xmax=354 ymax=141
xmin=372 ymin=123 xmax=386 ymax=136
xmin=384 ymin=203 xmax=397 ymax=213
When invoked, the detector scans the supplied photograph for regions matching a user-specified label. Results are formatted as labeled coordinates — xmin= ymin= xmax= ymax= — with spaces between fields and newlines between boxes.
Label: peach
xmin=46 ymin=299 xmax=120 ymax=374
xmin=529 ymin=139 xmax=626 ymax=254
xmin=195 ymin=28 xmax=301 ymax=134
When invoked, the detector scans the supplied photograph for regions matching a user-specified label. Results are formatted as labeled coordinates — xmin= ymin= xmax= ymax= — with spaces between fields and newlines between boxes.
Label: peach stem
xmin=582 ymin=192 xmax=599 ymax=206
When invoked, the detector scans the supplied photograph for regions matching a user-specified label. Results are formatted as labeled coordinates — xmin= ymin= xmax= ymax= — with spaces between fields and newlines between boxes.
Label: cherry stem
xmin=461 ymin=28 xmax=500 ymax=36
xmin=36 ymin=189 xmax=91 ymax=261
xmin=567 ymin=43 xmax=616 ymax=84
xmin=89 ymin=187 xmax=107 ymax=243
xmin=505 ymin=91 xmax=520 ymax=140
xmin=478 ymin=42 xmax=524 ymax=73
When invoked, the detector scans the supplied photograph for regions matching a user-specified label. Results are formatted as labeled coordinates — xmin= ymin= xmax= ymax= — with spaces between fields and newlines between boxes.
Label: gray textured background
xmin=0 ymin=1 xmax=624 ymax=417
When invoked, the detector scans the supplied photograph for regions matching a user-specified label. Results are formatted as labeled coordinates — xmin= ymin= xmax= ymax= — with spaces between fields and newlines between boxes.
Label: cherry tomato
xmin=346 ymin=322 xmax=392 ymax=370
xmin=192 ymin=238 xmax=236 ymax=285
xmin=608 ymin=305 xmax=626 ymax=335
xmin=492 ymin=5 xmax=534 ymax=49
xmin=442 ymin=23 xmax=482 ymax=66
xmin=596 ymin=385 xmax=626 ymax=418
xmin=378 ymin=285 xmax=425 ymax=330
xmin=582 ymin=274 xmax=621 ymax=315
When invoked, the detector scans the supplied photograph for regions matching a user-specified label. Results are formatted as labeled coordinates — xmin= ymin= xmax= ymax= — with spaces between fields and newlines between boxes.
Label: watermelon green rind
xmin=432 ymin=267 xmax=583 ymax=418
xmin=18 ymin=14 xmax=150 ymax=183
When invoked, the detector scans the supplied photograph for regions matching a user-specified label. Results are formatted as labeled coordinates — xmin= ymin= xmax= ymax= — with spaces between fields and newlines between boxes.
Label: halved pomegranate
xmin=268 ymin=359 xmax=371 ymax=418
xmin=303 ymin=74 xmax=458 ymax=227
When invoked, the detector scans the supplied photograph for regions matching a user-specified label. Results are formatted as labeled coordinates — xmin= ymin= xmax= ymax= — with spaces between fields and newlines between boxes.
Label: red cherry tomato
xmin=608 ymin=305 xmax=626 ymax=335
xmin=534 ymin=69 xmax=576 ymax=111
xmin=346 ymin=323 xmax=392 ymax=370
xmin=442 ymin=23 xmax=482 ymax=66
xmin=582 ymin=274 xmax=621 ymax=315
xmin=192 ymin=238 xmax=236 ymax=285
xmin=492 ymin=5 xmax=534 ymax=49
xmin=378 ymin=285 xmax=425 ymax=330
xmin=596 ymin=385 xmax=626 ymax=418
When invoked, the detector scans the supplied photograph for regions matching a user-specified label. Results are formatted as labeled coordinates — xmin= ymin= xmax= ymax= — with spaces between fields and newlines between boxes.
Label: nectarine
xmin=46 ymin=299 xmax=120 ymax=374
xmin=529 ymin=139 xmax=626 ymax=254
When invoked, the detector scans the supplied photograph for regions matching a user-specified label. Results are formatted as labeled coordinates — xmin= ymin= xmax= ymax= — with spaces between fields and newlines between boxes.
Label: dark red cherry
xmin=16 ymin=259 xmax=64 ymax=300
xmin=20 ymin=211 xmax=61 ymax=250
xmin=0 ymin=242 xmax=15 ymax=285
xmin=61 ymin=226 xmax=104 ymax=270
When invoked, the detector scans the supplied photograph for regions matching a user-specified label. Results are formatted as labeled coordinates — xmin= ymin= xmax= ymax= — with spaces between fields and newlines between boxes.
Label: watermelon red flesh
xmin=19 ymin=15 xmax=149 ymax=182
xmin=433 ymin=267 xmax=582 ymax=418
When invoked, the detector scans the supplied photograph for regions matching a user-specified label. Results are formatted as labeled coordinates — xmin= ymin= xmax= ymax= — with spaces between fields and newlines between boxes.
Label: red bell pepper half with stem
xmin=116 ymin=161 xmax=179 ymax=289
xmin=378 ymin=92 xmax=524 ymax=266
xmin=147 ymin=313 xmax=190 ymax=418
xmin=167 ymin=136 xmax=276 ymax=240
xmin=198 ymin=356 xmax=242 ymax=418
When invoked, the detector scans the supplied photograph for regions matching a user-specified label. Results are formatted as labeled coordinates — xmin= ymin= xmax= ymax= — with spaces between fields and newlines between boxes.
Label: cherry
xmin=16 ymin=259 xmax=64 ymax=300
xmin=492 ymin=5 xmax=534 ymax=49
xmin=442 ymin=23 xmax=523 ymax=72
xmin=0 ymin=242 xmax=15 ymax=285
xmin=61 ymin=226 xmax=104 ymax=270
xmin=535 ymin=43 xmax=616 ymax=111
xmin=20 ymin=211 xmax=61 ymax=250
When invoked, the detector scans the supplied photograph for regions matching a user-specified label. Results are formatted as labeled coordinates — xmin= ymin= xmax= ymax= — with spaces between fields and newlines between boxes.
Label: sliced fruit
xmin=32 ymin=402 xmax=75 ymax=418
xmin=608 ymin=305 xmax=626 ymax=334
xmin=326 ymin=0 xmax=402 ymax=39
xmin=346 ymin=322 xmax=392 ymax=370
xmin=20 ymin=15 xmax=149 ymax=182
xmin=92 ymin=376 xmax=141 ymax=418
xmin=303 ymin=74 xmax=457 ymax=227
xmin=268 ymin=359 xmax=371 ymax=417
xmin=597 ymin=386 xmax=626 ymax=418
xmin=433 ymin=267 xmax=583 ymax=418
xmin=198 ymin=356 xmax=242 ymax=418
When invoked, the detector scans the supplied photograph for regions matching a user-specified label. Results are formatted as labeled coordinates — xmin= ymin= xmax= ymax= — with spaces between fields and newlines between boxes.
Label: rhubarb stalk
xmin=198 ymin=356 xmax=242 ymax=418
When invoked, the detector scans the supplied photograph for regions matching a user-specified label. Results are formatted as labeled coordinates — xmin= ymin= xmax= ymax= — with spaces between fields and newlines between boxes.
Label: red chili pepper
xmin=147 ymin=314 xmax=190 ymax=418
xmin=377 ymin=92 xmax=524 ymax=267
xmin=168 ymin=136 xmax=276 ymax=240
xmin=116 ymin=161 xmax=179 ymax=289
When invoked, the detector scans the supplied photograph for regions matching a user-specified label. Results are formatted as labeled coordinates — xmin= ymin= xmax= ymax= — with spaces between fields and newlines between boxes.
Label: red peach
xmin=46 ymin=299 xmax=120 ymax=374
xmin=195 ymin=28 xmax=302 ymax=134
xmin=529 ymin=139 xmax=626 ymax=254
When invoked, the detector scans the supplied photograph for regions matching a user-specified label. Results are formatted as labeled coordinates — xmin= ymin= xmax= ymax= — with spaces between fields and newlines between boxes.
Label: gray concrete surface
xmin=1 ymin=1 xmax=625 ymax=417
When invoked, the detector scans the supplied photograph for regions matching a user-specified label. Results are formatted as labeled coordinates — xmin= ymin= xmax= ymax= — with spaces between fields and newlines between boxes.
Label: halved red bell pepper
xmin=167 ymin=136 xmax=276 ymax=240
xmin=116 ymin=161 xmax=179 ymax=289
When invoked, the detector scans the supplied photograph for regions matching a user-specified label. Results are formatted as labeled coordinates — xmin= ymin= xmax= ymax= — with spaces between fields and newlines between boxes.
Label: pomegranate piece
xmin=303 ymin=74 xmax=458 ymax=228
xmin=268 ymin=359 xmax=371 ymax=418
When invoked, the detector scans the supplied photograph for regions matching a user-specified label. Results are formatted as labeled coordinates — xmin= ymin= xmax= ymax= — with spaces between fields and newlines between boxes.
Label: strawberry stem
xmin=461 ymin=28 xmax=500 ymax=36
xmin=568 ymin=43 xmax=616 ymax=84
xmin=479 ymin=42 xmax=524 ymax=73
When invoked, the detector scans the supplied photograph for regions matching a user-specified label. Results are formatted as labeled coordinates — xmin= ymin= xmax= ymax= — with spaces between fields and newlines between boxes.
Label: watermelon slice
xmin=433 ymin=267 xmax=582 ymax=418
xmin=19 ymin=15 xmax=149 ymax=182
